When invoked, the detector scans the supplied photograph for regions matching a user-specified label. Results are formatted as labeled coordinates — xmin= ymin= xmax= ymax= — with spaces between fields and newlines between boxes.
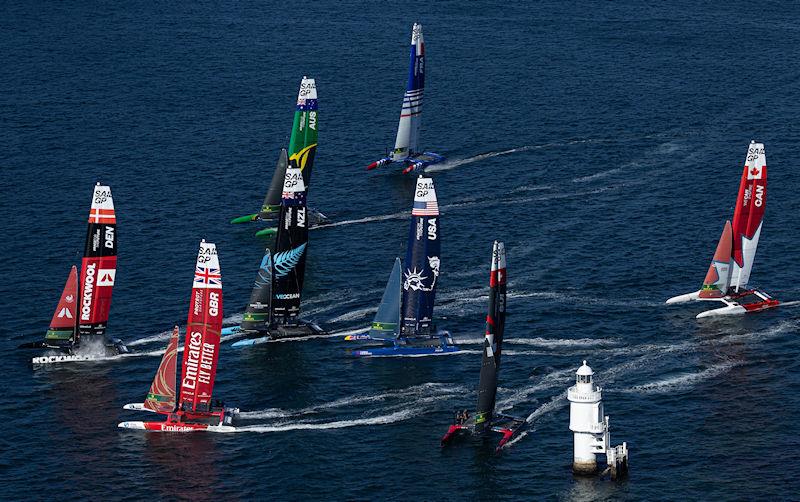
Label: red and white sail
xmin=730 ymin=141 xmax=767 ymax=291
xmin=144 ymin=326 xmax=179 ymax=414
xmin=698 ymin=221 xmax=733 ymax=299
xmin=179 ymin=240 xmax=223 ymax=414
xmin=79 ymin=183 xmax=118 ymax=340
xmin=44 ymin=266 xmax=79 ymax=343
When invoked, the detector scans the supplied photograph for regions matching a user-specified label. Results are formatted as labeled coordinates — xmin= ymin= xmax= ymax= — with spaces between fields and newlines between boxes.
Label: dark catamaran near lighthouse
xmin=348 ymin=176 xmax=457 ymax=356
xmin=119 ymin=240 xmax=237 ymax=432
xmin=20 ymin=183 xmax=128 ymax=363
xmin=441 ymin=241 xmax=525 ymax=450
xmin=229 ymin=164 xmax=326 ymax=346
xmin=666 ymin=141 xmax=779 ymax=318
xmin=230 ymin=76 xmax=329 ymax=235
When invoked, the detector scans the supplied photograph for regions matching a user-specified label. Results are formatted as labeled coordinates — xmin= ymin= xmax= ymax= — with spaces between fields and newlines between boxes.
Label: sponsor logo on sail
xmin=275 ymin=293 xmax=300 ymax=299
xmin=81 ymin=263 xmax=97 ymax=321
xmin=97 ymin=269 xmax=116 ymax=286
xmin=57 ymin=307 xmax=73 ymax=319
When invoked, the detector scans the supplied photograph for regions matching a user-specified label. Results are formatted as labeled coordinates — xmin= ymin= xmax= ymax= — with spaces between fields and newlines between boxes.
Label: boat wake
xmin=235 ymin=409 xmax=415 ymax=433
xmin=128 ymin=313 xmax=244 ymax=347
xmin=619 ymin=362 xmax=737 ymax=395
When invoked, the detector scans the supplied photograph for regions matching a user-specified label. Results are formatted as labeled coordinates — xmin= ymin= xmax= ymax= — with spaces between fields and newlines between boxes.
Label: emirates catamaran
xmin=441 ymin=241 xmax=525 ymax=451
xmin=366 ymin=23 xmax=445 ymax=174
xmin=348 ymin=176 xmax=457 ymax=356
xmin=229 ymin=165 xmax=326 ymax=346
xmin=119 ymin=240 xmax=238 ymax=432
xmin=666 ymin=141 xmax=779 ymax=318
xmin=230 ymin=76 xmax=329 ymax=235
xmin=20 ymin=183 xmax=128 ymax=363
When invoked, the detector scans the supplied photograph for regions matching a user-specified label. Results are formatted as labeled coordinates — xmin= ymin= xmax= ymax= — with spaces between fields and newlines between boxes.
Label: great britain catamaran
xmin=230 ymin=76 xmax=329 ymax=236
xmin=119 ymin=240 xmax=238 ymax=432
xmin=228 ymin=164 xmax=326 ymax=346
xmin=666 ymin=141 xmax=779 ymax=318
xmin=441 ymin=241 xmax=525 ymax=451
xmin=347 ymin=176 xmax=457 ymax=356
xmin=19 ymin=183 xmax=128 ymax=363
xmin=366 ymin=23 xmax=445 ymax=174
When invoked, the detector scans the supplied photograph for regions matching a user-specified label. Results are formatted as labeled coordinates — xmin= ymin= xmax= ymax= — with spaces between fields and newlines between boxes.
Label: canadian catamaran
xmin=441 ymin=241 xmax=525 ymax=451
xmin=20 ymin=183 xmax=128 ymax=363
xmin=230 ymin=76 xmax=329 ymax=235
xmin=348 ymin=176 xmax=457 ymax=356
xmin=366 ymin=23 xmax=445 ymax=173
xmin=666 ymin=141 xmax=779 ymax=318
xmin=119 ymin=240 xmax=237 ymax=432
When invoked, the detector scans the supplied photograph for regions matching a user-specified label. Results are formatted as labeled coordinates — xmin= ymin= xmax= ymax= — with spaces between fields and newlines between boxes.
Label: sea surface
xmin=3 ymin=1 xmax=800 ymax=500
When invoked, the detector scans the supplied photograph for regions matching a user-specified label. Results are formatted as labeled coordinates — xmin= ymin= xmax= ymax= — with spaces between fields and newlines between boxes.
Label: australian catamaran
xmin=348 ymin=176 xmax=457 ymax=356
xmin=230 ymin=76 xmax=329 ymax=235
xmin=441 ymin=241 xmax=525 ymax=450
xmin=666 ymin=141 xmax=779 ymax=318
xmin=20 ymin=183 xmax=128 ymax=363
xmin=119 ymin=240 xmax=238 ymax=432
xmin=366 ymin=23 xmax=445 ymax=174
xmin=229 ymin=165 xmax=326 ymax=346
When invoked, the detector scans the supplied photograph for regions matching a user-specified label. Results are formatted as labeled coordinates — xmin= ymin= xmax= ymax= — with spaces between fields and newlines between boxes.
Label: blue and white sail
xmin=400 ymin=176 xmax=441 ymax=338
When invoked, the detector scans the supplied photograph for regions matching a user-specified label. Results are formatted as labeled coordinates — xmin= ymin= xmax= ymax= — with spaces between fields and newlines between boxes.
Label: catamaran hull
xmin=117 ymin=421 xmax=237 ymax=433
xmin=230 ymin=321 xmax=327 ymax=347
xmin=367 ymin=152 xmax=446 ymax=173
xmin=441 ymin=416 xmax=526 ymax=452
xmin=668 ymin=289 xmax=779 ymax=318
xmin=31 ymin=340 xmax=129 ymax=365
xmin=665 ymin=291 xmax=701 ymax=304
xmin=351 ymin=344 xmax=460 ymax=357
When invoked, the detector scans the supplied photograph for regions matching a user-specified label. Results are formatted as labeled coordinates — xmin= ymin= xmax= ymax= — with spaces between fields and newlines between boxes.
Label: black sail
xmin=240 ymin=248 xmax=273 ymax=332
xmin=474 ymin=241 xmax=507 ymax=435
xmin=258 ymin=149 xmax=288 ymax=219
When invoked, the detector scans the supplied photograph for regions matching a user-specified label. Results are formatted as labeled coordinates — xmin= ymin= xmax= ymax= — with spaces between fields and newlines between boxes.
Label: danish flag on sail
xmin=179 ymin=240 xmax=223 ymax=414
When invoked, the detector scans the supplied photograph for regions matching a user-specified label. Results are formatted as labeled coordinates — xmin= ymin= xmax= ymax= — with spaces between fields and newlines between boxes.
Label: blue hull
xmin=231 ymin=336 xmax=269 ymax=348
xmin=351 ymin=344 xmax=460 ymax=357
xmin=221 ymin=326 xmax=242 ymax=336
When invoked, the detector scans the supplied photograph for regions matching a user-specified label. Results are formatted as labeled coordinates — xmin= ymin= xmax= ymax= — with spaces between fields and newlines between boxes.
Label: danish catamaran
xmin=441 ymin=241 xmax=524 ymax=451
xmin=119 ymin=240 xmax=238 ymax=432
xmin=229 ymin=165 xmax=326 ymax=346
xmin=230 ymin=76 xmax=329 ymax=235
xmin=349 ymin=176 xmax=457 ymax=356
xmin=366 ymin=23 xmax=445 ymax=174
xmin=666 ymin=141 xmax=779 ymax=318
xmin=20 ymin=183 xmax=128 ymax=363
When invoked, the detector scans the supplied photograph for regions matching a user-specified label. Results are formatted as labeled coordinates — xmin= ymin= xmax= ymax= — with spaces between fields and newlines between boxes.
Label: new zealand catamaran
xmin=20 ymin=183 xmax=128 ymax=363
xmin=348 ymin=176 xmax=457 ymax=356
xmin=666 ymin=141 xmax=779 ymax=318
xmin=229 ymin=164 xmax=326 ymax=346
xmin=366 ymin=23 xmax=445 ymax=173
xmin=441 ymin=241 xmax=525 ymax=450
xmin=230 ymin=76 xmax=329 ymax=235
xmin=119 ymin=240 xmax=237 ymax=432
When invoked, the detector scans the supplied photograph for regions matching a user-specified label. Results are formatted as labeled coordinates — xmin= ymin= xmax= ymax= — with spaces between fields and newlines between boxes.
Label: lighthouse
xmin=567 ymin=360 xmax=628 ymax=479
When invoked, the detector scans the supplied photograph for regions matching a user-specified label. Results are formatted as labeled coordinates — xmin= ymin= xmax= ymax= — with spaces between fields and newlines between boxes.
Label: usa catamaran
xmin=230 ymin=76 xmax=329 ymax=235
xmin=20 ymin=183 xmax=128 ymax=363
xmin=348 ymin=176 xmax=456 ymax=356
xmin=366 ymin=23 xmax=445 ymax=173
xmin=119 ymin=240 xmax=238 ymax=432
xmin=228 ymin=165 xmax=326 ymax=346
xmin=441 ymin=241 xmax=525 ymax=450
xmin=666 ymin=141 xmax=779 ymax=318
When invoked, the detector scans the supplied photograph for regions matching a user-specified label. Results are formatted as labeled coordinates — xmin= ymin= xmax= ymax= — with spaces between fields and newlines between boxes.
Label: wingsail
xmin=240 ymin=249 xmax=273 ymax=333
xmin=179 ymin=240 xmax=223 ymax=414
xmin=289 ymin=76 xmax=319 ymax=188
xmin=258 ymin=149 xmax=289 ymax=218
xmin=698 ymin=221 xmax=733 ymax=299
xmin=369 ymin=258 xmax=402 ymax=341
xmin=144 ymin=326 xmax=179 ymax=414
xmin=400 ymin=176 xmax=441 ymax=338
xmin=78 ymin=183 xmax=118 ymax=343
xmin=731 ymin=141 xmax=767 ymax=291
xmin=44 ymin=266 xmax=79 ymax=345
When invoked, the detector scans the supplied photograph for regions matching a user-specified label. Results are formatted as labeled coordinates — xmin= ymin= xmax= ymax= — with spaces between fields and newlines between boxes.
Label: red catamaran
xmin=119 ymin=240 xmax=237 ymax=432
xmin=666 ymin=141 xmax=779 ymax=318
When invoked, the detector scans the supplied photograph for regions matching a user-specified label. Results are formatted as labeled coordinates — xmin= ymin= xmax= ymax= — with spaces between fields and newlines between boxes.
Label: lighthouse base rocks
xmin=567 ymin=360 xmax=629 ymax=480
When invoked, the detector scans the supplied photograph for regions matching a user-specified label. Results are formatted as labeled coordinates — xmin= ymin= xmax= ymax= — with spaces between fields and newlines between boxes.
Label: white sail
xmin=392 ymin=23 xmax=425 ymax=161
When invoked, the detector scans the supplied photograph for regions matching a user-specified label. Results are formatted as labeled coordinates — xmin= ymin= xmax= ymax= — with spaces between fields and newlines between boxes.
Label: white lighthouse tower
xmin=567 ymin=360 xmax=628 ymax=479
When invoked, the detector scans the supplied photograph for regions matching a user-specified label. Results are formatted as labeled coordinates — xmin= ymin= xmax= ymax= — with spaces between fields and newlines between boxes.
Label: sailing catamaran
xmin=348 ymin=176 xmax=457 ymax=356
xmin=230 ymin=165 xmax=326 ymax=346
xmin=666 ymin=141 xmax=779 ymax=318
xmin=366 ymin=23 xmax=445 ymax=174
xmin=20 ymin=183 xmax=128 ymax=363
xmin=230 ymin=76 xmax=329 ymax=235
xmin=119 ymin=240 xmax=238 ymax=432
xmin=441 ymin=241 xmax=525 ymax=450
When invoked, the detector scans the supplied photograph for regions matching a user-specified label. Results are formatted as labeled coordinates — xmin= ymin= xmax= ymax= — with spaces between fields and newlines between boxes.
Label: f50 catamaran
xmin=366 ymin=23 xmax=445 ymax=174
xmin=348 ymin=176 xmax=457 ymax=356
xmin=666 ymin=141 xmax=779 ymax=318
xmin=441 ymin=241 xmax=525 ymax=451
xmin=230 ymin=164 xmax=327 ymax=347
xmin=119 ymin=240 xmax=238 ymax=432
xmin=230 ymin=76 xmax=329 ymax=235
xmin=20 ymin=183 xmax=128 ymax=363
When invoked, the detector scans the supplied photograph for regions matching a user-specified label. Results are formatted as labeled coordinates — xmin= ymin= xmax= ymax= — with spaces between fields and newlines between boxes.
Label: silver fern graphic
xmin=273 ymin=243 xmax=306 ymax=278
xmin=253 ymin=251 xmax=272 ymax=288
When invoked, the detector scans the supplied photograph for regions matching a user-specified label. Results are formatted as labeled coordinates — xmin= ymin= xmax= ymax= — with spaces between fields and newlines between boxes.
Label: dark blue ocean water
xmin=3 ymin=1 xmax=800 ymax=499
